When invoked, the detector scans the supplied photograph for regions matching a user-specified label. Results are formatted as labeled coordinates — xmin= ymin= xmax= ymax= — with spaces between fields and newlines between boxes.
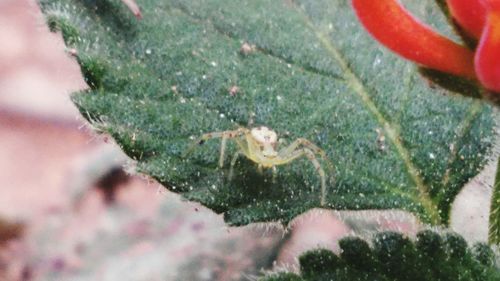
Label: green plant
xmin=489 ymin=157 xmax=500 ymax=244
xmin=261 ymin=231 xmax=500 ymax=281
xmin=38 ymin=0 xmax=499 ymax=279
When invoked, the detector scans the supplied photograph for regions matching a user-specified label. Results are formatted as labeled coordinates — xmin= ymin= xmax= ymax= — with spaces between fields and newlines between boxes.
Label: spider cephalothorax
xmin=185 ymin=126 xmax=332 ymax=205
xmin=250 ymin=126 xmax=278 ymax=158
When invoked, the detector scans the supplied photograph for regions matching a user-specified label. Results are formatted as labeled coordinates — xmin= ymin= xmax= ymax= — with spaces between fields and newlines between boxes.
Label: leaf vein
xmin=289 ymin=0 xmax=440 ymax=223
xmin=439 ymin=101 xmax=483 ymax=193
xmin=171 ymin=5 xmax=344 ymax=82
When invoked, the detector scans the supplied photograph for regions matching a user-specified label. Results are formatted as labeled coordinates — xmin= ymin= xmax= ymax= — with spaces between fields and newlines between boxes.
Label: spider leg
xmin=257 ymin=164 xmax=263 ymax=174
xmin=275 ymin=148 xmax=327 ymax=206
xmin=278 ymin=138 xmax=334 ymax=176
xmin=220 ymin=134 xmax=228 ymax=167
xmin=183 ymin=129 xmax=249 ymax=166
xmin=183 ymin=131 xmax=228 ymax=158
xmin=218 ymin=129 xmax=250 ymax=167
xmin=228 ymin=151 xmax=244 ymax=180
xmin=278 ymin=138 xmax=325 ymax=159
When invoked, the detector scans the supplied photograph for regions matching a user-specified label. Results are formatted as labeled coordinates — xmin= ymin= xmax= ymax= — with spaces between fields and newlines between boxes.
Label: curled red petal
xmin=352 ymin=0 xmax=476 ymax=79
xmin=475 ymin=9 xmax=500 ymax=91
xmin=446 ymin=0 xmax=486 ymax=38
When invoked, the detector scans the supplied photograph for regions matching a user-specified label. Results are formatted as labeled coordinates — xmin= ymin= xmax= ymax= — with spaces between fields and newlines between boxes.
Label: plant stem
xmin=488 ymin=156 xmax=500 ymax=245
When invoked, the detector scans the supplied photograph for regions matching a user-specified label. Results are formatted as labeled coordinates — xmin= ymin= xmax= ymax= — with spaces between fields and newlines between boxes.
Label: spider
xmin=184 ymin=126 xmax=332 ymax=205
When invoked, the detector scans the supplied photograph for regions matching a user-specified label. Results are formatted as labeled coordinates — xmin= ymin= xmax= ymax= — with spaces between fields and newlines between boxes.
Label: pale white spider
xmin=184 ymin=126 xmax=332 ymax=205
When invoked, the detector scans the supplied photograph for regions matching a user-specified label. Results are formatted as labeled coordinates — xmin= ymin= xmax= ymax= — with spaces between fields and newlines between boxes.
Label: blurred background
xmin=0 ymin=0 xmax=497 ymax=280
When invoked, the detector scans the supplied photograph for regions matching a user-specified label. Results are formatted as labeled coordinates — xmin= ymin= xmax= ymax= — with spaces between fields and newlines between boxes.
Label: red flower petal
xmin=352 ymin=0 xmax=476 ymax=79
xmin=475 ymin=9 xmax=500 ymax=91
xmin=483 ymin=0 xmax=500 ymax=10
xmin=446 ymin=0 xmax=486 ymax=38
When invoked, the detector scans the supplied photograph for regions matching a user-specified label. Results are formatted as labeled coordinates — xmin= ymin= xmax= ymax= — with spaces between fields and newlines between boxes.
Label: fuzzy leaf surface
xmin=39 ymin=0 xmax=494 ymax=225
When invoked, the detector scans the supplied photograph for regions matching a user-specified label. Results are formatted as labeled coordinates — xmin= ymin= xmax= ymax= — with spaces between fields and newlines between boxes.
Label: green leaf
xmin=489 ymin=157 xmax=500 ymax=245
xmin=260 ymin=230 xmax=500 ymax=281
xmin=38 ymin=0 xmax=495 ymax=226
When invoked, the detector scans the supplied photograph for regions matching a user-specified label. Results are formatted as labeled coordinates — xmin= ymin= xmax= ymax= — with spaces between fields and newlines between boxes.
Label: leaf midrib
xmin=289 ymin=1 xmax=441 ymax=224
